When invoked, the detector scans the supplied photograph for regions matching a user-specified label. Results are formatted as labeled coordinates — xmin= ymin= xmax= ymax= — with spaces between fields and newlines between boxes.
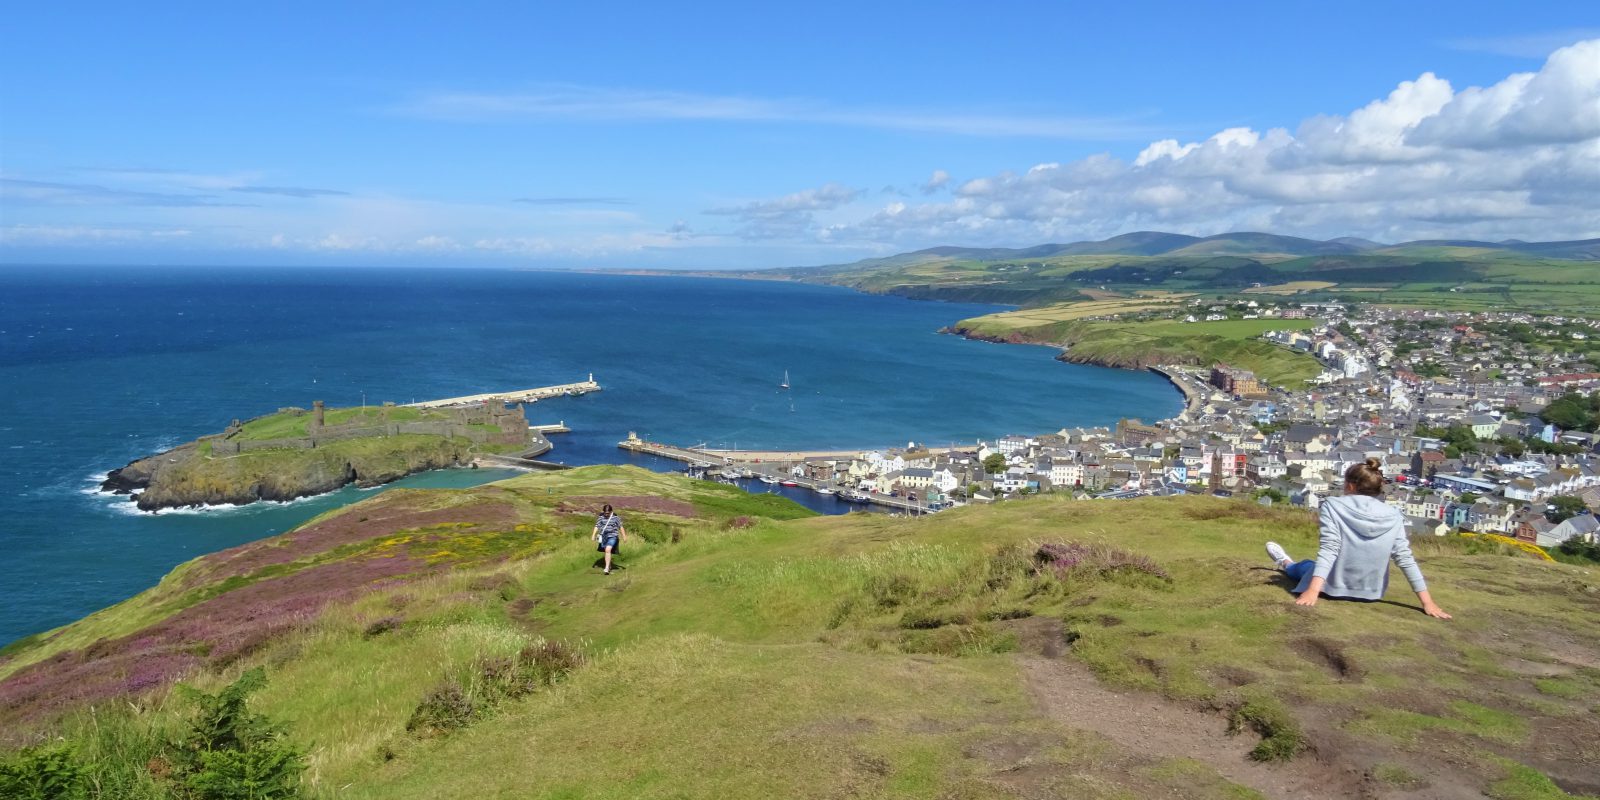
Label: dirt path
xmin=1019 ymin=656 xmax=1451 ymax=800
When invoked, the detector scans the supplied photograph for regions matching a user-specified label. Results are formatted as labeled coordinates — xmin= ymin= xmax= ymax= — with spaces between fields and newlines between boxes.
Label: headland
xmin=103 ymin=398 xmax=552 ymax=512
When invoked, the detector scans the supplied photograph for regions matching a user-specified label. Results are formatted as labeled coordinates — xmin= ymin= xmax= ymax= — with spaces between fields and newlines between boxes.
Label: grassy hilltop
xmin=949 ymin=300 xmax=1323 ymax=387
xmin=3 ymin=466 xmax=1599 ymax=799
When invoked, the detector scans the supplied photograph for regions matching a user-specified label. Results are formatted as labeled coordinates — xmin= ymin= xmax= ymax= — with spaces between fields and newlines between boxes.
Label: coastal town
xmin=635 ymin=298 xmax=1600 ymax=554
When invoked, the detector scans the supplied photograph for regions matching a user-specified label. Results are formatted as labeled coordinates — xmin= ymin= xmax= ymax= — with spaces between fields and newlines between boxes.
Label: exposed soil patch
xmin=1006 ymin=617 xmax=1071 ymax=659
xmin=1213 ymin=666 xmax=1261 ymax=687
xmin=1022 ymin=656 xmax=1378 ymax=800
xmin=1526 ymin=717 xmax=1600 ymax=796
xmin=1291 ymin=637 xmax=1364 ymax=682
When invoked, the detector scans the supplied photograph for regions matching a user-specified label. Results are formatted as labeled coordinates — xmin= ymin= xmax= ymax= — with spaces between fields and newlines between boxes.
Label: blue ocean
xmin=0 ymin=267 xmax=1181 ymax=644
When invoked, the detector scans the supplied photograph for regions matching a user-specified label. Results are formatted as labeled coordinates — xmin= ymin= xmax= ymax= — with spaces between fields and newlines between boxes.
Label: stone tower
xmin=312 ymin=400 xmax=325 ymax=430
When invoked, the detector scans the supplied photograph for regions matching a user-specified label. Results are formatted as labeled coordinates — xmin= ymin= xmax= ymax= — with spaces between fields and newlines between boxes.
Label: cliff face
xmin=102 ymin=435 xmax=476 ymax=511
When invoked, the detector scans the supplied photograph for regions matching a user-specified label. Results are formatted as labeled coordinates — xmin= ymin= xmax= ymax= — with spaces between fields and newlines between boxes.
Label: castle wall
xmin=212 ymin=401 xmax=530 ymax=454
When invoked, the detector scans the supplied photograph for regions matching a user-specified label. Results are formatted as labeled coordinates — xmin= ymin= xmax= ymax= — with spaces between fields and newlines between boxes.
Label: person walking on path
xmin=593 ymin=504 xmax=627 ymax=575
xmin=1265 ymin=458 xmax=1451 ymax=619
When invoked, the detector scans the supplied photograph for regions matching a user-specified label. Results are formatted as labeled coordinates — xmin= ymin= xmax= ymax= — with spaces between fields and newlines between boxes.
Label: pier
xmin=407 ymin=376 xmax=601 ymax=409
xmin=475 ymin=453 xmax=573 ymax=470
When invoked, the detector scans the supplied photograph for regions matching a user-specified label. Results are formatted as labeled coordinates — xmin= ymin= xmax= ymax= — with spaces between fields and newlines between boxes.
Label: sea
xmin=0 ymin=266 xmax=1182 ymax=645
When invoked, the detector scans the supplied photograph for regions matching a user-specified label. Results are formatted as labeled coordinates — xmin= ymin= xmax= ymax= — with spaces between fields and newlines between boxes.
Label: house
xmin=1465 ymin=414 xmax=1502 ymax=440
xmin=1286 ymin=424 xmax=1338 ymax=453
xmin=1411 ymin=449 xmax=1447 ymax=477
xmin=1049 ymin=458 xmax=1084 ymax=489
xmin=1406 ymin=516 xmax=1451 ymax=537
xmin=1545 ymin=514 xmax=1600 ymax=547
xmin=1431 ymin=474 xmax=1500 ymax=496
xmin=1512 ymin=510 xmax=1556 ymax=545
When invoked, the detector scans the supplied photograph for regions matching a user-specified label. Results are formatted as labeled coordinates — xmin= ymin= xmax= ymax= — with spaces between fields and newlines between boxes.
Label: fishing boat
xmin=779 ymin=479 xmax=799 ymax=487
xmin=779 ymin=370 xmax=790 ymax=390
xmin=758 ymin=475 xmax=778 ymax=485
xmin=815 ymin=486 xmax=835 ymax=495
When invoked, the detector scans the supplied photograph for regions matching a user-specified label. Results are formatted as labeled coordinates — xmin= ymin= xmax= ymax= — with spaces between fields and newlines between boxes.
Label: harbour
xmin=618 ymin=433 xmax=957 ymax=514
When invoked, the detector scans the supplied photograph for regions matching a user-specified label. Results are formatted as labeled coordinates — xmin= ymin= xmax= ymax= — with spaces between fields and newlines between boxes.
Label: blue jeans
xmin=1284 ymin=559 xmax=1315 ymax=583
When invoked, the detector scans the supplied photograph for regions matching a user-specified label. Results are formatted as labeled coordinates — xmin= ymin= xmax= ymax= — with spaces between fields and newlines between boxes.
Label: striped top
xmin=595 ymin=513 xmax=623 ymax=537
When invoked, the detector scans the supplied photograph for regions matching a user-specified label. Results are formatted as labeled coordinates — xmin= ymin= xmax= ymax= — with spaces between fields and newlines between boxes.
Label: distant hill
xmin=801 ymin=232 xmax=1599 ymax=273
xmin=776 ymin=231 xmax=1600 ymax=314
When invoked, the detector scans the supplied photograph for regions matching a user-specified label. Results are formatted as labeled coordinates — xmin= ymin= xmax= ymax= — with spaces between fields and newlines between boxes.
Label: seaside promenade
xmin=1147 ymin=365 xmax=1211 ymax=417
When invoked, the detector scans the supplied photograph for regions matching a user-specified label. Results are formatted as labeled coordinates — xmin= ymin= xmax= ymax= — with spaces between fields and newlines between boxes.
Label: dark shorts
xmin=598 ymin=535 xmax=619 ymax=552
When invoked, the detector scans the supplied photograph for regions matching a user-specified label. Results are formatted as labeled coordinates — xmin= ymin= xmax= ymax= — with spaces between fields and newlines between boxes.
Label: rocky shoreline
xmin=100 ymin=435 xmax=534 ymax=512
xmin=942 ymin=323 xmax=1176 ymax=371
xmin=941 ymin=323 xmax=1199 ymax=419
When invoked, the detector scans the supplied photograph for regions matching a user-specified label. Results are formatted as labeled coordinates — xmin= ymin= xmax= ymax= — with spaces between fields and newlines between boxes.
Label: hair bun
xmin=1364 ymin=457 xmax=1382 ymax=470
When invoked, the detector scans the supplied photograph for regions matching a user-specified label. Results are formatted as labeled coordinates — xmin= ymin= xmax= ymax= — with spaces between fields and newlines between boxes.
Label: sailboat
xmin=779 ymin=370 xmax=790 ymax=390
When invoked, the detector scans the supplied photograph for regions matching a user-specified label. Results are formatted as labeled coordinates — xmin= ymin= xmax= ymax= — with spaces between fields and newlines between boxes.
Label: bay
xmin=0 ymin=266 xmax=1181 ymax=645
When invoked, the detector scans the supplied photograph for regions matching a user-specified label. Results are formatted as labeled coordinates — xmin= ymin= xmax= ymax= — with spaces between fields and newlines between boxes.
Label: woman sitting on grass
xmin=1266 ymin=458 xmax=1451 ymax=619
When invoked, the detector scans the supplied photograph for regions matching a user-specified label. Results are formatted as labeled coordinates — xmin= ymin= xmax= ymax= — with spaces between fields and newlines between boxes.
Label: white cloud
xmin=921 ymin=170 xmax=951 ymax=194
xmin=1446 ymin=28 xmax=1600 ymax=58
xmin=1135 ymin=140 xmax=1198 ymax=166
xmin=391 ymin=83 xmax=1161 ymax=140
xmin=1 ymin=224 xmax=194 ymax=243
xmin=817 ymin=39 xmax=1600 ymax=247
xmin=705 ymin=182 xmax=863 ymax=239
xmin=1410 ymin=39 xmax=1600 ymax=148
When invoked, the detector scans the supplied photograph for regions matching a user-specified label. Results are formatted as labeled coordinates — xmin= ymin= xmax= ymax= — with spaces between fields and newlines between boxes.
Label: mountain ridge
xmin=800 ymin=231 xmax=1600 ymax=272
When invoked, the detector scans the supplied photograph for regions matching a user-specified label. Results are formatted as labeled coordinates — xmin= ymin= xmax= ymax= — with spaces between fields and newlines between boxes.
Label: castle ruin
xmin=205 ymin=399 xmax=533 ymax=455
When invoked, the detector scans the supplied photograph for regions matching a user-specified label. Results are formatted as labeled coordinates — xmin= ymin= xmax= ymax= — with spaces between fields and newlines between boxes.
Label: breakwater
xmin=408 ymin=377 xmax=601 ymax=408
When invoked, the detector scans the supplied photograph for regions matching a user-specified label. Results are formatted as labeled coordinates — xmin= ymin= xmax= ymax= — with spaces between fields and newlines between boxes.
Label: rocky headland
xmin=101 ymin=400 xmax=545 ymax=511
xmin=101 ymin=436 xmax=479 ymax=511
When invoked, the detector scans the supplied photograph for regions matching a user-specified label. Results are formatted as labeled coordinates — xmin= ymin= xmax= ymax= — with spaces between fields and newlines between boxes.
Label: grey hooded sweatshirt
xmin=1293 ymin=494 xmax=1427 ymax=600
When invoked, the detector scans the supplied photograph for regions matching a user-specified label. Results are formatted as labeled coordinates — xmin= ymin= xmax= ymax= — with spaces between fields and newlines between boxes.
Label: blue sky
xmin=2 ymin=2 xmax=1597 ymax=268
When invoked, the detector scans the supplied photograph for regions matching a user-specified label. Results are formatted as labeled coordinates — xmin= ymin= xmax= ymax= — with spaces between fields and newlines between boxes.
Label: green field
xmin=237 ymin=405 xmax=441 ymax=441
xmin=5 ymin=466 xmax=1597 ymax=799
xmin=956 ymin=306 xmax=1321 ymax=387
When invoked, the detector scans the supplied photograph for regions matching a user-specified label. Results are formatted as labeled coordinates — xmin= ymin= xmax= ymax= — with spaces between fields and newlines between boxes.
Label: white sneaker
xmin=1265 ymin=541 xmax=1291 ymax=568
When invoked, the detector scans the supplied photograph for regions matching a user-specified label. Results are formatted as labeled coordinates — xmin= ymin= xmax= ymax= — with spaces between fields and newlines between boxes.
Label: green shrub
xmin=1228 ymin=698 xmax=1305 ymax=762
xmin=405 ymin=682 xmax=476 ymax=736
xmin=168 ymin=667 xmax=304 ymax=799
xmin=410 ymin=640 xmax=586 ymax=738
xmin=478 ymin=639 xmax=586 ymax=701
xmin=0 ymin=745 xmax=86 ymax=800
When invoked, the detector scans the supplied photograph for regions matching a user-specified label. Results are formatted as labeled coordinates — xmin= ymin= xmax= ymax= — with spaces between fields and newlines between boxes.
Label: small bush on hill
xmin=362 ymin=616 xmax=403 ymax=638
xmin=0 ymin=744 xmax=85 ymax=800
xmin=167 ymin=667 xmax=304 ymax=799
xmin=409 ymin=640 xmax=585 ymax=738
xmin=405 ymin=682 xmax=476 ymax=736
xmin=1034 ymin=542 xmax=1172 ymax=585
xmin=477 ymin=640 xmax=585 ymax=701
xmin=1557 ymin=537 xmax=1600 ymax=563
xmin=1228 ymin=697 xmax=1305 ymax=762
